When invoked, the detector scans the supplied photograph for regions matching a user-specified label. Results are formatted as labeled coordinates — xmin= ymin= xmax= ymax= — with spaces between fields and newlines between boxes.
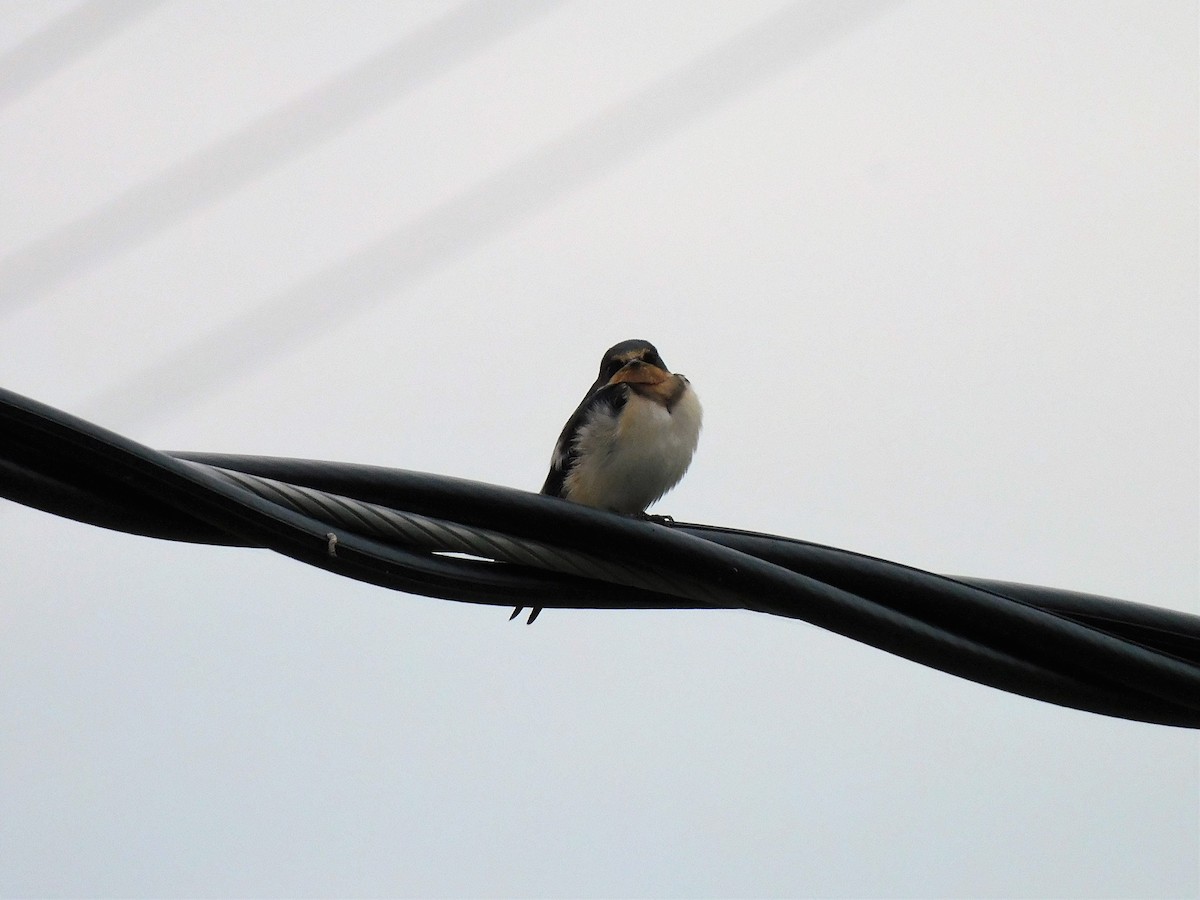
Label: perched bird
xmin=512 ymin=339 xmax=702 ymax=623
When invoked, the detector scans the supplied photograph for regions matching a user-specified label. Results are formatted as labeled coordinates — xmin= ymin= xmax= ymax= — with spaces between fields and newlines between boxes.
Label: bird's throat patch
xmin=610 ymin=364 xmax=669 ymax=387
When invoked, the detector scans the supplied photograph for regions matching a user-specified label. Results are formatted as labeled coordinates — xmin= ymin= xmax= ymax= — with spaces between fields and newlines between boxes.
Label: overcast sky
xmin=1 ymin=2 xmax=1197 ymax=897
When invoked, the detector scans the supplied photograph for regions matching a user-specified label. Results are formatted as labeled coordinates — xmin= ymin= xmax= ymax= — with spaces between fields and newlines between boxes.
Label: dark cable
xmin=2 ymin=386 xmax=1199 ymax=728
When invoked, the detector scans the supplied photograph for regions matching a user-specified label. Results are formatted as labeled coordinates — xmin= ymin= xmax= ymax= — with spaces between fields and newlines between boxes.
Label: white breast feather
xmin=564 ymin=383 xmax=702 ymax=513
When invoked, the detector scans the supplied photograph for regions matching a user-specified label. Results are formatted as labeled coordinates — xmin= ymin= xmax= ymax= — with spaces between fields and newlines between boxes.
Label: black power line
xmin=3 ymin=386 xmax=1198 ymax=729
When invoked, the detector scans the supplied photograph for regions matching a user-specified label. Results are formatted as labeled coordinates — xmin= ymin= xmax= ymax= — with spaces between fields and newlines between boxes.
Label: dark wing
xmin=540 ymin=382 xmax=628 ymax=497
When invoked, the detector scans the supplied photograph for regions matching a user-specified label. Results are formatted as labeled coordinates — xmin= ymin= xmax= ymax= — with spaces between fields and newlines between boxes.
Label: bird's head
xmin=597 ymin=339 xmax=671 ymax=387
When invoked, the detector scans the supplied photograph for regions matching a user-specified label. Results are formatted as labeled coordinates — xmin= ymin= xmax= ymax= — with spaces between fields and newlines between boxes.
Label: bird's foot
xmin=635 ymin=511 xmax=675 ymax=525
xmin=509 ymin=606 xmax=542 ymax=624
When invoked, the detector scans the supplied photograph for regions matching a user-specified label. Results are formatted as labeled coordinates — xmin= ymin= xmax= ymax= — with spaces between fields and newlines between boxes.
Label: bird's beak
xmin=610 ymin=359 xmax=670 ymax=386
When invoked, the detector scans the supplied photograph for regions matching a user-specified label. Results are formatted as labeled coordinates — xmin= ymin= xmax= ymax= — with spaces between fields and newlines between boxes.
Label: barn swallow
xmin=512 ymin=339 xmax=702 ymax=623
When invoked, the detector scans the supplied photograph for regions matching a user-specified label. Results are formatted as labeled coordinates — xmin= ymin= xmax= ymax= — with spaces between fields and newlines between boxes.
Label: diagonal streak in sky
xmin=0 ymin=0 xmax=562 ymax=313
xmin=0 ymin=0 xmax=165 ymax=110
xmin=86 ymin=0 xmax=899 ymax=425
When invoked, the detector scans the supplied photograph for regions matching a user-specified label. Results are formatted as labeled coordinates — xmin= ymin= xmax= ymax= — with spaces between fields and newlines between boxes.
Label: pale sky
xmin=1 ymin=2 xmax=1197 ymax=897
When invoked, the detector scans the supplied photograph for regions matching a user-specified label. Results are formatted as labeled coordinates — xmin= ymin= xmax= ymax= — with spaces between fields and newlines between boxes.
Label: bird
xmin=512 ymin=339 xmax=702 ymax=623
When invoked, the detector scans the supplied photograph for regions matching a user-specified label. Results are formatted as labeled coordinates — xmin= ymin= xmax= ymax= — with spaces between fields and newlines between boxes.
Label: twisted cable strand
xmin=4 ymin=386 xmax=1199 ymax=727
xmin=203 ymin=464 xmax=720 ymax=603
